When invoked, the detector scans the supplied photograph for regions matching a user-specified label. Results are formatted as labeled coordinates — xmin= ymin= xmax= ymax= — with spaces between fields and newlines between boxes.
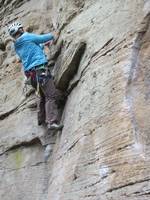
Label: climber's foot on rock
xmin=47 ymin=123 xmax=63 ymax=131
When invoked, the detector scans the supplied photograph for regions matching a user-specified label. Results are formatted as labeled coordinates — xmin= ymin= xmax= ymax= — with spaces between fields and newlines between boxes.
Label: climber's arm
xmin=28 ymin=33 xmax=54 ymax=44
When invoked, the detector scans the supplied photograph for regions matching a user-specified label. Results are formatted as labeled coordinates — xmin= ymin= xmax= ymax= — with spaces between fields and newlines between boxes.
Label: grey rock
xmin=54 ymin=41 xmax=86 ymax=91
xmin=44 ymin=144 xmax=53 ymax=162
xmin=1 ymin=0 xmax=150 ymax=200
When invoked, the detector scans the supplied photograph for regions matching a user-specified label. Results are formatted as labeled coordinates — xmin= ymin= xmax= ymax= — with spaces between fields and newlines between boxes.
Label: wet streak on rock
xmin=125 ymin=13 xmax=150 ymax=151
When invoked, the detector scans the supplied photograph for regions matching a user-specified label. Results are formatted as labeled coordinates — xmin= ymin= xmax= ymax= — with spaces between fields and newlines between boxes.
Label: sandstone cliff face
xmin=0 ymin=0 xmax=150 ymax=200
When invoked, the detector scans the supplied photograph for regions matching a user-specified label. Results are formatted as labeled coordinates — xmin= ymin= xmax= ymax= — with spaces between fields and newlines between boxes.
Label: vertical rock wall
xmin=0 ymin=0 xmax=150 ymax=200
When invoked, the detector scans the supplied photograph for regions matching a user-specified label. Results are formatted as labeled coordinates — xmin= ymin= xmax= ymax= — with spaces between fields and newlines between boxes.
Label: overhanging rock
xmin=54 ymin=41 xmax=86 ymax=91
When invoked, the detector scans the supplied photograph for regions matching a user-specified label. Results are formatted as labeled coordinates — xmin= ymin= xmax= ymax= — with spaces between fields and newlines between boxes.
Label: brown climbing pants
xmin=37 ymin=76 xmax=59 ymax=125
xmin=30 ymin=67 xmax=61 ymax=125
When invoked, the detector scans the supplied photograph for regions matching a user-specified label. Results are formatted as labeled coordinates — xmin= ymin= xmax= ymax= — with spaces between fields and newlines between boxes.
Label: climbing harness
xmin=35 ymin=65 xmax=51 ymax=96
xmin=35 ymin=65 xmax=51 ymax=85
xmin=23 ymin=64 xmax=51 ymax=96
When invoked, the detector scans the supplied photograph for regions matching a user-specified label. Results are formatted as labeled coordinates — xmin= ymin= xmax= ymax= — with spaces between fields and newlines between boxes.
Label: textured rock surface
xmin=0 ymin=0 xmax=150 ymax=200
xmin=54 ymin=41 xmax=86 ymax=91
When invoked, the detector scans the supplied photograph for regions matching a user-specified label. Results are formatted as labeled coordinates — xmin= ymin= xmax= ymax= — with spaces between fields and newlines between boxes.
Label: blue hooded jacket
xmin=14 ymin=32 xmax=54 ymax=72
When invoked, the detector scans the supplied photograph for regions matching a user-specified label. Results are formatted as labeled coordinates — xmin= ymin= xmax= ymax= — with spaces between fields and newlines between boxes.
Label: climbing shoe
xmin=47 ymin=123 xmax=63 ymax=130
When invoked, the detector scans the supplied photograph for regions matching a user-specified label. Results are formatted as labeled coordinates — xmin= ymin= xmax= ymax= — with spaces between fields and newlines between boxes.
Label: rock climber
xmin=8 ymin=22 xmax=63 ymax=131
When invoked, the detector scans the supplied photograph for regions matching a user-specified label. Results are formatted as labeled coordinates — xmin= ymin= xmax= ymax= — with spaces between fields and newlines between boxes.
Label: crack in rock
xmin=106 ymin=178 xmax=150 ymax=193
xmin=0 ymin=137 xmax=42 ymax=156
